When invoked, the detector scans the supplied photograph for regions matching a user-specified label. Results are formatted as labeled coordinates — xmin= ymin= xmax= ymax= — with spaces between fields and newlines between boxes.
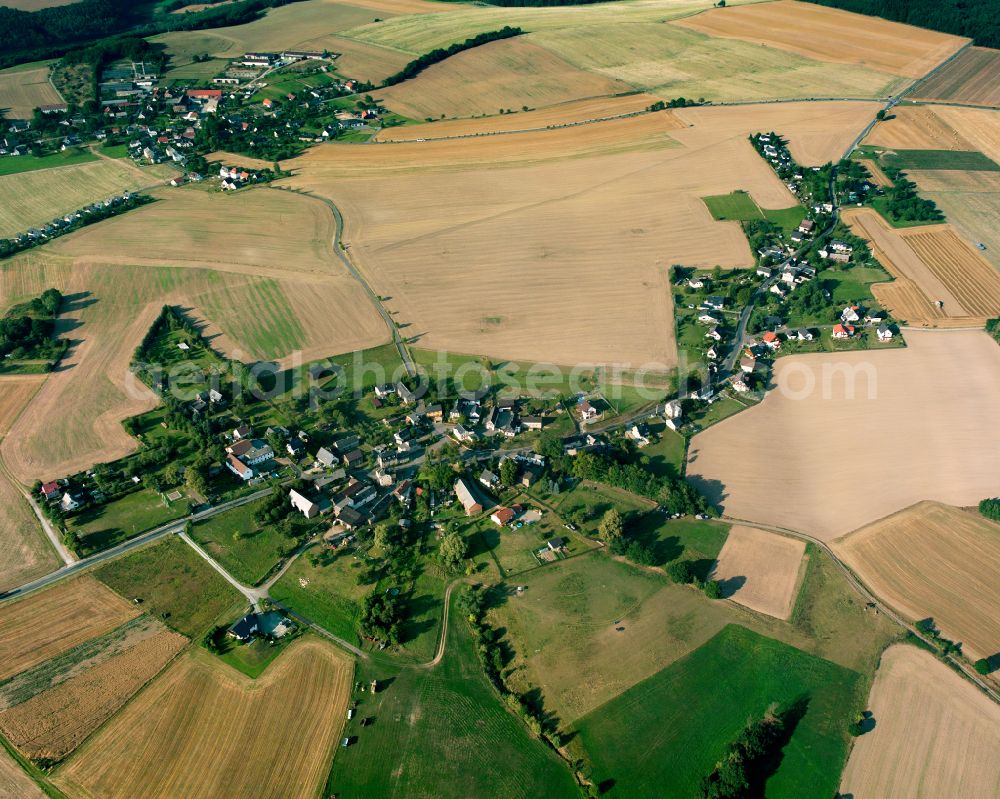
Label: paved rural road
xmin=726 ymin=515 xmax=1000 ymax=705
xmin=0 ymin=487 xmax=274 ymax=604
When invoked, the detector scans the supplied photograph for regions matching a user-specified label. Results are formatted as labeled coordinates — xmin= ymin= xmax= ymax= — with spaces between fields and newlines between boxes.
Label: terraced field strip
xmin=899 ymin=226 xmax=1000 ymax=318
xmin=911 ymin=46 xmax=1000 ymax=106
xmin=0 ymin=577 xmax=139 ymax=682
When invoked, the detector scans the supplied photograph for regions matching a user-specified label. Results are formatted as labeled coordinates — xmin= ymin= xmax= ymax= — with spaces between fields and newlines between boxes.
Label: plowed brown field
xmin=57 ymin=639 xmax=353 ymax=799
xmin=835 ymin=502 xmax=1000 ymax=662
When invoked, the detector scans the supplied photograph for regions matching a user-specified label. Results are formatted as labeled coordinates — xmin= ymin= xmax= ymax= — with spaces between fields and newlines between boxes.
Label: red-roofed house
xmin=187 ymin=89 xmax=222 ymax=99
xmin=762 ymin=331 xmax=781 ymax=350
xmin=227 ymin=454 xmax=253 ymax=481
xmin=41 ymin=481 xmax=61 ymax=501
xmin=490 ymin=504 xmax=523 ymax=527
xmin=832 ymin=324 xmax=855 ymax=339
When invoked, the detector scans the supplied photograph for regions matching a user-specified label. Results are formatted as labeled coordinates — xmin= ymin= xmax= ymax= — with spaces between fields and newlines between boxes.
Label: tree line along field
xmin=0 ymin=156 xmax=165 ymax=239
xmin=336 ymin=0 xmax=907 ymax=103
xmin=489 ymin=532 xmax=899 ymax=730
xmin=911 ymin=46 xmax=1000 ymax=106
xmin=840 ymin=645 xmax=1000 ymax=798
xmin=374 ymin=37 xmax=632 ymax=122
xmin=835 ymin=502 xmax=1000 ymax=663
xmin=375 ymin=94 xmax=660 ymax=142
xmin=55 ymin=639 xmax=353 ymax=799
xmin=687 ymin=329 xmax=1000 ymax=540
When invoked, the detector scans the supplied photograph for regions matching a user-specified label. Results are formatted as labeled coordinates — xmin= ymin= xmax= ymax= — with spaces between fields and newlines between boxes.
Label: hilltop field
xmin=283 ymin=100 xmax=876 ymax=368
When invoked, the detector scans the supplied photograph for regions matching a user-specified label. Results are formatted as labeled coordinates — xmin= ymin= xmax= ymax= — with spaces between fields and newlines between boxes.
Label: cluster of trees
xmin=358 ymin=589 xmax=404 ymax=646
xmin=666 ymin=558 xmax=722 ymax=599
xmin=571 ymin=451 xmax=713 ymax=516
xmin=647 ymin=97 xmax=705 ymax=111
xmin=804 ymin=0 xmax=1000 ymax=49
xmin=0 ymin=289 xmax=67 ymax=364
xmin=0 ymin=194 xmax=152 ymax=259
xmin=381 ymin=27 xmax=523 ymax=87
xmin=0 ymin=0 xmax=308 ymax=69
xmin=979 ymin=498 xmax=1000 ymax=522
xmin=987 ymin=317 xmax=1000 ymax=345
xmin=879 ymin=167 xmax=944 ymax=224
xmin=914 ymin=617 xmax=962 ymax=656
xmin=699 ymin=708 xmax=788 ymax=798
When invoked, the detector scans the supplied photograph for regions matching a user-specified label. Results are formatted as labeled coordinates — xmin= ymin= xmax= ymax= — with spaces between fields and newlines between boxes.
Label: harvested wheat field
xmin=0 ymin=66 xmax=63 ymax=120
xmin=0 ymin=619 xmax=186 ymax=761
xmin=859 ymin=157 xmax=892 ymax=187
xmin=0 ymin=746 xmax=42 ymax=799
xmin=376 ymin=38 xmax=631 ymax=121
xmin=912 ymin=47 xmax=1000 ymax=107
xmin=0 ymin=253 xmax=385 ymax=482
xmin=288 ymin=110 xmax=804 ymax=366
xmin=835 ymin=502 xmax=1000 ymax=662
xmin=671 ymin=101 xmax=882 ymax=165
xmin=57 ymin=638 xmax=353 ymax=799
xmin=865 ymin=105 xmax=976 ymax=152
xmin=0 ymin=374 xmax=57 ymax=594
xmin=931 ymin=105 xmax=1000 ymax=166
xmin=675 ymin=1 xmax=966 ymax=78
xmin=843 ymin=208 xmax=1000 ymax=324
xmin=48 ymin=188 xmax=336 ymax=277
xmin=0 ymin=157 xmax=159 ymax=239
xmin=840 ymin=645 xmax=1000 ymax=798
xmin=0 ymin=578 xmax=138 ymax=682
xmin=710 ymin=525 xmax=805 ymax=620
xmin=917 ymin=173 xmax=1000 ymax=270
xmin=687 ymin=329 xmax=1000 ymax=540
xmin=377 ymin=94 xmax=659 ymax=141
xmin=347 ymin=1 xmax=902 ymax=101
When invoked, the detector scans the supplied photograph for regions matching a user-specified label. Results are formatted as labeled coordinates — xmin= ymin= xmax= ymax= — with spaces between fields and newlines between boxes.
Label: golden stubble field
xmin=0 ymin=577 xmax=139 ymax=682
xmin=911 ymin=46 xmax=1000 ymax=106
xmin=840 ymin=645 xmax=1000 ymax=798
xmin=0 ymin=375 xmax=58 ymax=594
xmin=286 ymin=102 xmax=871 ymax=367
xmin=842 ymin=208 xmax=1000 ymax=324
xmin=709 ymin=525 xmax=805 ymax=620
xmin=835 ymin=502 xmax=1000 ymax=663
xmin=686 ymin=329 xmax=1000 ymax=540
xmin=56 ymin=638 xmax=353 ymax=799
xmin=376 ymin=37 xmax=631 ymax=121
xmin=674 ymin=0 xmax=967 ymax=78
xmin=0 ymin=618 xmax=186 ymax=761
xmin=377 ymin=94 xmax=660 ymax=141
xmin=0 ymin=66 xmax=63 ymax=120
xmin=0 ymin=157 xmax=163 ymax=239
xmin=0 ymin=747 xmax=43 ymax=799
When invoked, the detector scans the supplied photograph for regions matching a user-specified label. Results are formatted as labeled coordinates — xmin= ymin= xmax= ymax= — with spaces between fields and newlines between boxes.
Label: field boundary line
xmin=721 ymin=514 xmax=1000 ymax=705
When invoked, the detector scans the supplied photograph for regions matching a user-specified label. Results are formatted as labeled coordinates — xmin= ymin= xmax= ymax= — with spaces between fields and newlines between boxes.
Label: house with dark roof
xmin=228 ymin=613 xmax=258 ymax=642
